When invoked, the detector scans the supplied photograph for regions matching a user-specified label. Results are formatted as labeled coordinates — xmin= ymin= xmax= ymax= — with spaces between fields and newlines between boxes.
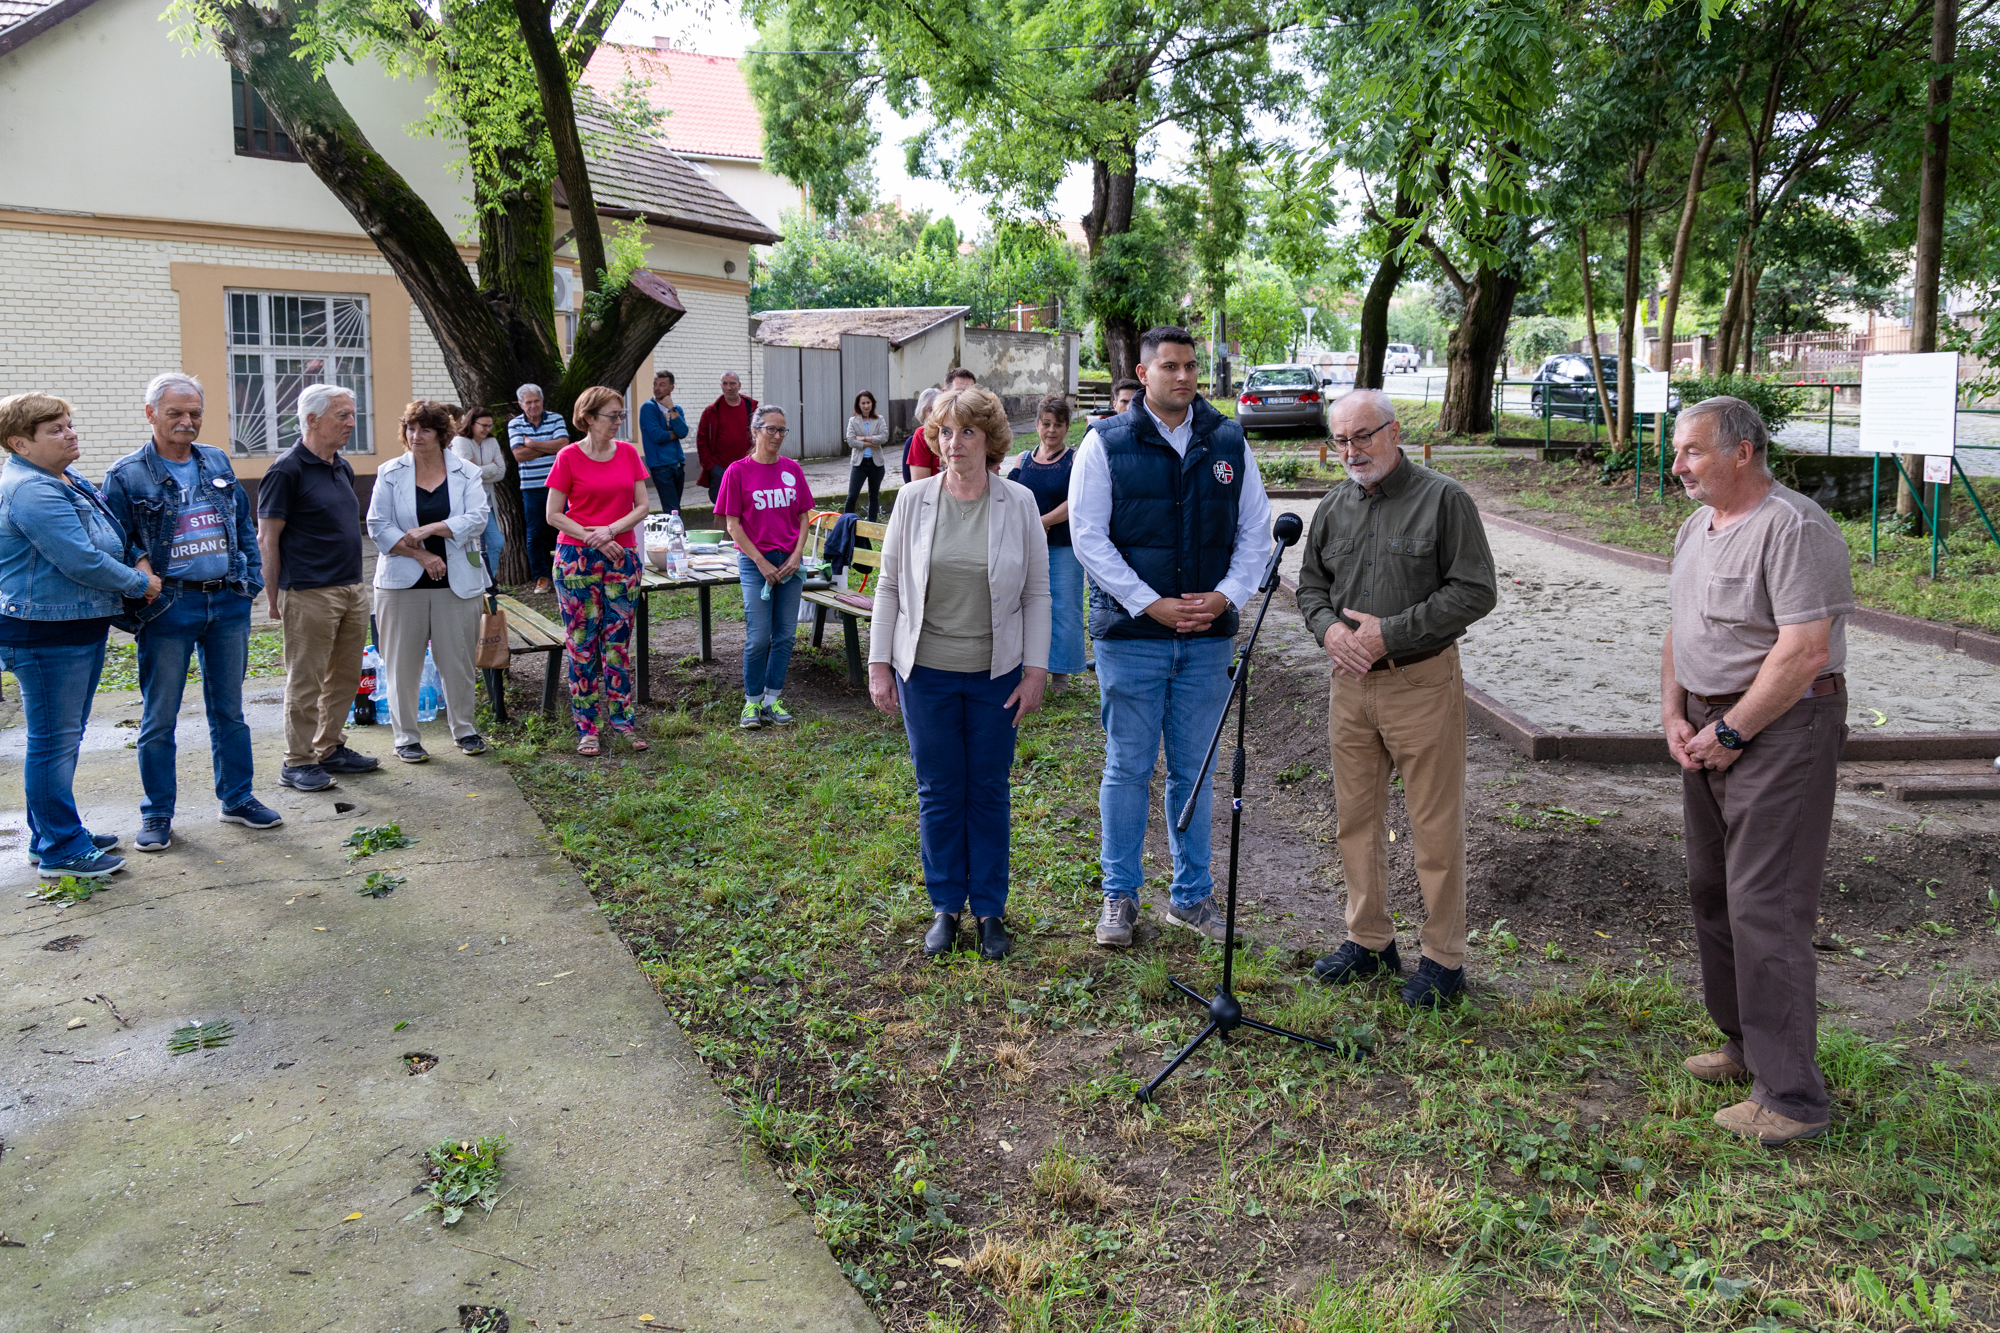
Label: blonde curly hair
xmin=923 ymin=386 xmax=1013 ymax=465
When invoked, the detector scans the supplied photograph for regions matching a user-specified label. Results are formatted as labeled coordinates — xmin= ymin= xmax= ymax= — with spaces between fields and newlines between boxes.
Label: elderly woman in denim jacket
xmin=0 ymin=393 xmax=160 ymax=879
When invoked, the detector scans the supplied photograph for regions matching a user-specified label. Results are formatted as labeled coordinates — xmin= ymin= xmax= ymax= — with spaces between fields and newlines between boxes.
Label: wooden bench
xmin=800 ymin=513 xmax=888 ymax=687
xmin=484 ymin=593 xmax=565 ymax=723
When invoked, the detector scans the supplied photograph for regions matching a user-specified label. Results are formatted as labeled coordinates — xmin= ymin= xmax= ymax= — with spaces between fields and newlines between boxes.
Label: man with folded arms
xmin=1296 ymin=389 xmax=1496 ymax=1008
xmin=1662 ymin=395 xmax=1852 ymax=1146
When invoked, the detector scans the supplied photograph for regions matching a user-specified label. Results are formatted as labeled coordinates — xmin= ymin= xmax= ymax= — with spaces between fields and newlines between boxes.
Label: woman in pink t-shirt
xmin=714 ymin=405 xmax=815 ymax=729
xmin=545 ymin=385 xmax=651 ymax=755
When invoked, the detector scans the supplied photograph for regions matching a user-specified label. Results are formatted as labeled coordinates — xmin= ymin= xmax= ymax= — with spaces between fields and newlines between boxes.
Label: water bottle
xmin=417 ymin=645 xmax=442 ymax=722
xmin=666 ymin=512 xmax=689 ymax=578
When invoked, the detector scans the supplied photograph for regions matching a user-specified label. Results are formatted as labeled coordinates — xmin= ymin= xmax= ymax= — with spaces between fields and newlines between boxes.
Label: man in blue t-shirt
xmin=101 ymin=372 xmax=280 ymax=852
xmin=508 ymin=383 xmax=570 ymax=592
xmin=638 ymin=370 xmax=689 ymax=515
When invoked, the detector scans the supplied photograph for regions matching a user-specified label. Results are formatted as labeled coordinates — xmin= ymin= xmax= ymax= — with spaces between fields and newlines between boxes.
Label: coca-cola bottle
xmin=352 ymin=645 xmax=382 ymax=726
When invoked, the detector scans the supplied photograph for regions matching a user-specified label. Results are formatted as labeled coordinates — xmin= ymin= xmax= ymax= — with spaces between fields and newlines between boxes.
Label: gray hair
xmin=1678 ymin=394 xmax=1769 ymax=461
xmin=145 ymin=372 xmax=203 ymax=409
xmin=1333 ymin=387 xmax=1398 ymax=425
xmin=721 ymin=370 xmax=743 ymax=381
xmin=750 ymin=403 xmax=787 ymax=431
xmin=516 ymin=383 xmax=543 ymax=402
xmin=298 ymin=383 xmax=355 ymax=423
xmin=914 ymin=386 xmax=941 ymax=424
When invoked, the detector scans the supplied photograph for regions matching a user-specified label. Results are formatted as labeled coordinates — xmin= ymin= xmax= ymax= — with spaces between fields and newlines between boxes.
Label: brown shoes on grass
xmin=1714 ymin=1099 xmax=1829 ymax=1146
xmin=1682 ymin=1049 xmax=1750 ymax=1083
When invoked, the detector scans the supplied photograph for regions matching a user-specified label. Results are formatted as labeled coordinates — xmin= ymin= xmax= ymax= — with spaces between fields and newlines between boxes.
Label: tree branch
xmin=512 ymin=0 xmax=608 ymax=294
xmin=1417 ymin=231 xmax=1469 ymax=296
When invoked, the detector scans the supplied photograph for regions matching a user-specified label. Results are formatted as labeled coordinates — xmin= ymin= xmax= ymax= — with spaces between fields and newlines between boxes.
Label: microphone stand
xmin=1137 ymin=518 xmax=1357 ymax=1103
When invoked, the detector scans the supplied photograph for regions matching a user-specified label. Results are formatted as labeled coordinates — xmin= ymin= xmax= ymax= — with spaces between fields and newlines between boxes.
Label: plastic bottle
xmin=666 ymin=512 xmax=689 ymax=578
xmin=350 ymin=644 xmax=382 ymax=726
xmin=417 ymin=645 xmax=442 ymax=722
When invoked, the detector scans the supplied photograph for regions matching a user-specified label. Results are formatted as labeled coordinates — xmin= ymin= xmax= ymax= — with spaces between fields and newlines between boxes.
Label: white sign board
xmin=1631 ymin=372 xmax=1669 ymax=414
xmin=1925 ymin=454 xmax=1953 ymax=484
xmin=1859 ymin=352 xmax=1958 ymax=456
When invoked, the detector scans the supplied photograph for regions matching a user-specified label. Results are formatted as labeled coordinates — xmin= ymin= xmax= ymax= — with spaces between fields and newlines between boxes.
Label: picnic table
xmin=633 ymin=560 xmax=737 ymax=703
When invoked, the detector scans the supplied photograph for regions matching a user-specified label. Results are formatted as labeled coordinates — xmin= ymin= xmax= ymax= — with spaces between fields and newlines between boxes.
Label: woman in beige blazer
xmin=868 ymin=387 xmax=1050 ymax=962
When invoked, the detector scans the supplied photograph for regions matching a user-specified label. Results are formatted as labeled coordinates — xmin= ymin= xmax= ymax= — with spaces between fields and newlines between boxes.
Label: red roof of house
xmin=582 ymin=44 xmax=764 ymax=163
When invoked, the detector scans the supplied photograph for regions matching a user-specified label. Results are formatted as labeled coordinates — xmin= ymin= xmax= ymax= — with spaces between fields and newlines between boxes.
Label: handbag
xmin=475 ymin=595 xmax=511 ymax=669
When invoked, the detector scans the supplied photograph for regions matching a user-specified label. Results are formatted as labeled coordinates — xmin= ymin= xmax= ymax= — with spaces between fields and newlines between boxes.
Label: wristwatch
xmin=1714 ymin=718 xmax=1746 ymax=750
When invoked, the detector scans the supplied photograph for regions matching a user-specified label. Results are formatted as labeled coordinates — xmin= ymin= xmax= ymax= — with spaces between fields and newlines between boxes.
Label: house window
xmin=226 ymin=290 xmax=373 ymax=456
xmin=232 ymin=68 xmax=303 ymax=162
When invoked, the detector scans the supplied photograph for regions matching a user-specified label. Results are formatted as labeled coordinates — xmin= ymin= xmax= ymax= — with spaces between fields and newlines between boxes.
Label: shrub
xmin=1669 ymin=373 xmax=1808 ymax=435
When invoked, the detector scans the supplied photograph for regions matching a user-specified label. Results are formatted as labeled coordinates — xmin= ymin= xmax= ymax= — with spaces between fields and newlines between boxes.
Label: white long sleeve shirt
xmin=1068 ymin=398 xmax=1273 ymax=618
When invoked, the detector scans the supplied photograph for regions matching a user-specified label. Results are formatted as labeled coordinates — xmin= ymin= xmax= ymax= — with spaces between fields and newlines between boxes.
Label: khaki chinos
xmin=278 ymin=583 xmax=370 ymax=767
xmin=1329 ymin=646 xmax=1469 ymax=969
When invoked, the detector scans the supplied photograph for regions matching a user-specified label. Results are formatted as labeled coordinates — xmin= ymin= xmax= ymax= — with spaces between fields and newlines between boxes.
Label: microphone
xmin=1272 ymin=513 xmax=1303 ymax=547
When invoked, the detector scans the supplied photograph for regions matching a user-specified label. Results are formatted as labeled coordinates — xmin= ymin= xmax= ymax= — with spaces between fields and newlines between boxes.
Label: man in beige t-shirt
xmin=1661 ymin=395 xmax=1854 ymax=1147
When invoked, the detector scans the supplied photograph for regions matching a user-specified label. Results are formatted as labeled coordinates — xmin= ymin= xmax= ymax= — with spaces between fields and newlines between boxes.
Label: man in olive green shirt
xmin=1295 ymin=390 xmax=1497 ymax=1008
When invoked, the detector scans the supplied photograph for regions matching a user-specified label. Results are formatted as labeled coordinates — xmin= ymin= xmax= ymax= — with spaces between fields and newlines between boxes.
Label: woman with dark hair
xmin=1008 ymin=395 xmax=1084 ymax=690
xmin=450 ymin=405 xmax=506 ymax=581
xmin=0 ymin=392 xmax=160 ymax=879
xmin=843 ymin=390 xmax=889 ymax=521
xmin=868 ymin=386 xmax=1050 ymax=961
xmin=547 ymin=385 xmax=651 ymax=755
xmin=368 ymin=400 xmax=491 ymax=762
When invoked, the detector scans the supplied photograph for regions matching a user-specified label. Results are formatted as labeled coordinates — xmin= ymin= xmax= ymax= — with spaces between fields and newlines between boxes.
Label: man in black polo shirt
xmin=256 ymin=384 xmax=380 ymax=791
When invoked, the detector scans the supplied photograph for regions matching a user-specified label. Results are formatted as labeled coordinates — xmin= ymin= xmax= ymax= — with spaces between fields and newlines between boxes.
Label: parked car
xmin=1527 ymin=354 xmax=1682 ymax=421
xmin=1385 ymin=342 xmax=1421 ymax=374
xmin=1236 ymin=365 xmax=1327 ymax=434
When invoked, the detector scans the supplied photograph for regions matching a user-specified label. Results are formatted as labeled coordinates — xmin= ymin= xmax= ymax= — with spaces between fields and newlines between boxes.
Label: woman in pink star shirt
xmin=715 ymin=405 xmax=814 ymax=729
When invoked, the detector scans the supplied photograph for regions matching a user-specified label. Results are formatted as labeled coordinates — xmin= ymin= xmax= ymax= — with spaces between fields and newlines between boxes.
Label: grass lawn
xmin=489 ymin=651 xmax=2000 ymax=1332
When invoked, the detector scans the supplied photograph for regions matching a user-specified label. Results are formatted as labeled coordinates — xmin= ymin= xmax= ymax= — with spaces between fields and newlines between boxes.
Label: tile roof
xmin=570 ymin=111 xmax=781 ymax=246
xmin=581 ymin=44 xmax=765 ymax=162
xmin=0 ymin=0 xmax=101 ymax=58
xmin=753 ymin=307 xmax=971 ymax=350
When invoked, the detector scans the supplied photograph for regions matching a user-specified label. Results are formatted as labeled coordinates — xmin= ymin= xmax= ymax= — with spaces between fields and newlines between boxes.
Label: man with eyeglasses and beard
xmin=1295 ymin=389 xmax=1497 ymax=1009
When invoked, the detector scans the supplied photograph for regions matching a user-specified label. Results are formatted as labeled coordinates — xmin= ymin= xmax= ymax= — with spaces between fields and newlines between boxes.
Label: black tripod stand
xmin=1137 ymin=513 xmax=1355 ymax=1103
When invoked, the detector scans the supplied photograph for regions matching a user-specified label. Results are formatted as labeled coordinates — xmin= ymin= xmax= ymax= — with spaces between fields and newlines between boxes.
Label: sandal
xmin=576 ymin=736 xmax=600 ymax=757
xmin=627 ymin=733 xmax=649 ymax=752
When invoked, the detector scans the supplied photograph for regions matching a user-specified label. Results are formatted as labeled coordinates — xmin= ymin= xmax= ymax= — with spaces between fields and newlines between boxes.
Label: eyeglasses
xmin=758 ymin=426 xmax=790 ymax=437
xmin=1330 ymin=421 xmax=1393 ymax=452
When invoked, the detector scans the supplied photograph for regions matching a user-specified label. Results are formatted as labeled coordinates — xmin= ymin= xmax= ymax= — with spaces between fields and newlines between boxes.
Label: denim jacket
xmin=101 ymin=441 xmax=263 ymax=624
xmin=0 ymin=453 xmax=151 ymax=621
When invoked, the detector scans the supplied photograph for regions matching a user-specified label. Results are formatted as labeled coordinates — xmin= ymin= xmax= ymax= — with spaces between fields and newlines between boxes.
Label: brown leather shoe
xmin=1714 ymin=1099 xmax=1828 ymax=1146
xmin=1683 ymin=1049 xmax=1750 ymax=1083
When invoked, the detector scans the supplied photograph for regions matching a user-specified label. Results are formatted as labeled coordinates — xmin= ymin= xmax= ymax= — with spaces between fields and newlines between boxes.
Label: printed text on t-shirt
xmin=750 ymin=484 xmax=799 ymax=512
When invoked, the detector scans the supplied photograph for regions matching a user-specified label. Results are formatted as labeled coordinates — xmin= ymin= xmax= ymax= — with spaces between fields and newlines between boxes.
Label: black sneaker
xmin=1401 ymin=955 xmax=1467 ymax=1009
xmin=38 ymin=846 xmax=125 ymax=879
xmin=320 ymin=745 xmax=381 ymax=774
xmin=1312 ymin=939 xmax=1403 ymax=986
xmin=395 ymin=743 xmax=430 ymax=764
xmin=279 ymin=763 xmax=336 ymax=792
xmin=456 ymin=733 xmax=488 ymax=755
xmin=219 ymin=799 xmax=284 ymax=830
xmin=27 ymin=832 xmax=118 ymax=865
xmin=134 ymin=817 xmax=173 ymax=852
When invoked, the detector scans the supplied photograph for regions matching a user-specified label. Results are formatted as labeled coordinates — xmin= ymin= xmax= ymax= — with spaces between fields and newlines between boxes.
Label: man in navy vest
xmin=1071 ymin=326 xmax=1273 ymax=947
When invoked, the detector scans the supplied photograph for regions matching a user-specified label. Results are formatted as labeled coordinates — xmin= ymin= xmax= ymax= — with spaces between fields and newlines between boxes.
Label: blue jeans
xmin=1095 ymin=635 xmax=1235 ymax=908
xmin=649 ymin=464 xmax=684 ymax=515
xmin=136 ymin=589 xmax=255 ymax=819
xmin=481 ymin=507 xmax=506 ymax=581
xmin=1 ymin=637 xmax=107 ymax=865
xmin=899 ymin=664 xmax=1020 ymax=918
xmin=738 ymin=551 xmax=803 ymax=697
xmin=1046 ymin=543 xmax=1086 ymax=675
xmin=520 ymin=486 xmax=556 ymax=582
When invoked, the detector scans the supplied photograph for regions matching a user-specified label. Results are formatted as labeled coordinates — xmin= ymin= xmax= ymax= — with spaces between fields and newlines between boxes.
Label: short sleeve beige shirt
xmin=1669 ymin=482 xmax=1855 ymax=697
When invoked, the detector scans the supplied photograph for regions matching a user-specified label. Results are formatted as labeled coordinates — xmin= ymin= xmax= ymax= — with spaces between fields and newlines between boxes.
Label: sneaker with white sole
xmin=739 ymin=700 xmax=764 ymax=730
xmin=763 ymin=696 xmax=794 ymax=725
xmin=219 ymin=799 xmax=284 ymax=830
xmin=38 ymin=846 xmax=125 ymax=879
xmin=134 ymin=817 xmax=173 ymax=852
xmin=1165 ymin=896 xmax=1230 ymax=943
xmin=1094 ymin=896 xmax=1139 ymax=947
xmin=27 ymin=832 xmax=118 ymax=865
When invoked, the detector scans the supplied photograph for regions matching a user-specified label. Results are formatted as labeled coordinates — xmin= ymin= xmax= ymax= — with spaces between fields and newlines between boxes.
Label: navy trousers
xmin=897 ymin=663 xmax=1020 ymax=919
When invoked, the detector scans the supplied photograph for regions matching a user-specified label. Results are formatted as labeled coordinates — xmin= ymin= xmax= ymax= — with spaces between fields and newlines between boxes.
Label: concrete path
xmin=0 ymin=681 xmax=878 ymax=1332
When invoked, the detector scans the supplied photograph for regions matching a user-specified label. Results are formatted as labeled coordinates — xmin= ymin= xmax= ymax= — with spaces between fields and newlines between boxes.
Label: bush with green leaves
xmin=1668 ymin=372 xmax=1807 ymax=435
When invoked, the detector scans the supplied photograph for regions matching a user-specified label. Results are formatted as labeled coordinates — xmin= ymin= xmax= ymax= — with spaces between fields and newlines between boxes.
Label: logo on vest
xmin=1211 ymin=460 xmax=1235 ymax=485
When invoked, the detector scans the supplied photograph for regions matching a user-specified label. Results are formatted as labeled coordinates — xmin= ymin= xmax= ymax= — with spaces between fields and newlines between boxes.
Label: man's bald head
xmin=1328 ymin=388 xmax=1402 ymax=489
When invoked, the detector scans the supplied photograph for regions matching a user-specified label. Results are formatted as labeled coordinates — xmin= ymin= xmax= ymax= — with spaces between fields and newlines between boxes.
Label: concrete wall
xmin=885 ymin=323 xmax=961 ymax=436
xmin=962 ymin=327 xmax=1074 ymax=426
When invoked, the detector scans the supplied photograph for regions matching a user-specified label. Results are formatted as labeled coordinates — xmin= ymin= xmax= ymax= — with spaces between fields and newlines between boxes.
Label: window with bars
xmin=226 ymin=290 xmax=373 ymax=456
xmin=231 ymin=68 xmax=303 ymax=162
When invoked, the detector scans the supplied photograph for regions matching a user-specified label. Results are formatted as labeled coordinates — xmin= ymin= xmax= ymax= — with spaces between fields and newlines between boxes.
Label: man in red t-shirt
xmin=695 ymin=371 xmax=758 ymax=507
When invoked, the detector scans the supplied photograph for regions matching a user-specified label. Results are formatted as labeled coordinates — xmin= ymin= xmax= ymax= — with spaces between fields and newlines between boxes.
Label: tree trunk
xmin=513 ymin=0 xmax=608 ymax=297
xmin=1739 ymin=263 xmax=1762 ymax=374
xmin=1085 ymin=154 xmax=1142 ymax=380
xmin=1438 ymin=264 xmax=1521 ymax=436
xmin=480 ymin=185 xmax=566 ymax=586
xmin=1714 ymin=237 xmax=1753 ymax=374
xmin=1578 ymin=227 xmax=1615 ymax=438
xmin=1356 ymin=183 xmax=1421 ymax=390
xmin=1905 ymin=0 xmax=1958 ymax=532
xmin=1657 ymin=117 xmax=1721 ymax=372
xmin=1616 ymin=144 xmax=1656 ymax=446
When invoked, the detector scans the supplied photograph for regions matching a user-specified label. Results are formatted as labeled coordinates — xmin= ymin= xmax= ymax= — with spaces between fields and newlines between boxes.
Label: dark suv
xmin=1527 ymin=354 xmax=1681 ymax=421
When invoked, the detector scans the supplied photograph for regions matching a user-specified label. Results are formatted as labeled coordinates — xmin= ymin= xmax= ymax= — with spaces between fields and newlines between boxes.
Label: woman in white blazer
xmin=367 ymin=400 xmax=491 ymax=763
xmin=867 ymin=386 xmax=1050 ymax=962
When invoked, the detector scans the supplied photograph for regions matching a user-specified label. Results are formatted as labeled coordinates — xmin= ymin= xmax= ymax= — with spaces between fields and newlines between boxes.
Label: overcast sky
xmin=605 ymin=0 xmax=1096 ymax=235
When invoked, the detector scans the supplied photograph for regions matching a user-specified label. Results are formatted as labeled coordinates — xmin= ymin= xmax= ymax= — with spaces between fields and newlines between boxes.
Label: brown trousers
xmin=1683 ymin=690 xmax=1846 ymax=1124
xmin=1329 ymin=644 xmax=1468 ymax=969
xmin=278 ymin=583 xmax=370 ymax=767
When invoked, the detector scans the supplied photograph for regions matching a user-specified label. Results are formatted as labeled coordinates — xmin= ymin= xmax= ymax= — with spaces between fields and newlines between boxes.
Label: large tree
xmin=172 ymin=0 xmax=685 ymax=581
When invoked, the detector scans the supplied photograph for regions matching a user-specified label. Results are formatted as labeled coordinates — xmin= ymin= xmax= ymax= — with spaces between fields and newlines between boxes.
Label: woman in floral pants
xmin=546 ymin=385 xmax=652 ymax=755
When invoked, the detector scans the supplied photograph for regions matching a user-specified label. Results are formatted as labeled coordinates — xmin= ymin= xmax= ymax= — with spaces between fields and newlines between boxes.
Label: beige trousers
xmin=278 ymin=582 xmax=371 ymax=767
xmin=1328 ymin=643 xmax=1469 ymax=969
xmin=372 ymin=586 xmax=483 ymax=748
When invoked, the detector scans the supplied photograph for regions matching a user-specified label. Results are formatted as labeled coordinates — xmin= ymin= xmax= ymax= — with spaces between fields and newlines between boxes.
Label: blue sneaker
xmin=27 ymin=833 xmax=118 ymax=866
xmin=219 ymin=799 xmax=284 ymax=830
xmin=134 ymin=818 xmax=173 ymax=852
xmin=38 ymin=846 xmax=126 ymax=879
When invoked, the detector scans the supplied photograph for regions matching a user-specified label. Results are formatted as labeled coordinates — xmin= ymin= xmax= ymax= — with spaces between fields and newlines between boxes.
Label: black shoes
xmin=1400 ymin=956 xmax=1466 ymax=1009
xmin=395 ymin=743 xmax=429 ymax=764
xmin=924 ymin=912 xmax=961 ymax=958
xmin=321 ymin=745 xmax=380 ymax=774
xmin=1312 ymin=938 xmax=1403 ymax=986
xmin=976 ymin=916 xmax=1011 ymax=961
xmin=279 ymin=763 xmax=335 ymax=792
xmin=456 ymin=733 xmax=488 ymax=755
